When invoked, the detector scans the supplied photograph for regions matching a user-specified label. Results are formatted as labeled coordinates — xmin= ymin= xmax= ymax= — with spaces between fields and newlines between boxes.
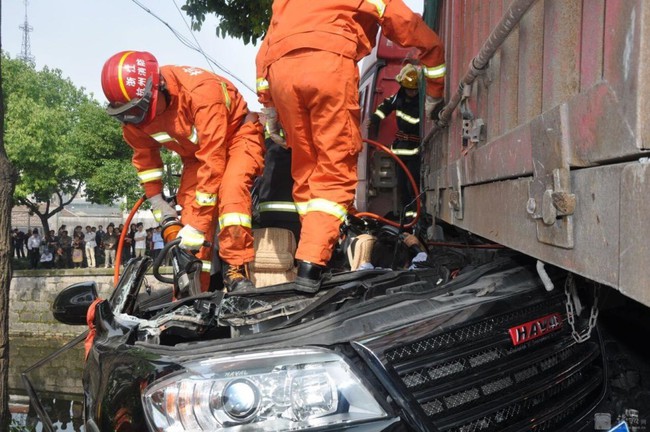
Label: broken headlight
xmin=142 ymin=348 xmax=388 ymax=431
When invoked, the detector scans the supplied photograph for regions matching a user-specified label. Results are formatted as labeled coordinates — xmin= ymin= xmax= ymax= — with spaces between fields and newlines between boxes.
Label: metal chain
xmin=564 ymin=273 xmax=600 ymax=343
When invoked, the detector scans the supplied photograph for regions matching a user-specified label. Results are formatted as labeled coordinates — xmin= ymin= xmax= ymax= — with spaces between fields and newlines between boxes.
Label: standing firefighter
xmin=101 ymin=51 xmax=265 ymax=292
xmin=369 ymin=63 xmax=424 ymax=217
xmin=256 ymin=0 xmax=446 ymax=292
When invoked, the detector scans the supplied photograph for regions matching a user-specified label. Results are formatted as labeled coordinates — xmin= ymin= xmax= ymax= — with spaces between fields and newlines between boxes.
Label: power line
xmin=130 ymin=0 xmax=256 ymax=95
xmin=171 ymin=0 xmax=215 ymax=73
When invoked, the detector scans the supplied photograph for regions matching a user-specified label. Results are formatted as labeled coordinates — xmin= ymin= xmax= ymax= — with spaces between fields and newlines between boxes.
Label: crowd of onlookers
xmin=11 ymin=222 xmax=165 ymax=270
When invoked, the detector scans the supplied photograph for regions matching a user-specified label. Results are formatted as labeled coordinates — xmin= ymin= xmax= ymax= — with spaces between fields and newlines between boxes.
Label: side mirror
xmin=52 ymin=281 xmax=98 ymax=325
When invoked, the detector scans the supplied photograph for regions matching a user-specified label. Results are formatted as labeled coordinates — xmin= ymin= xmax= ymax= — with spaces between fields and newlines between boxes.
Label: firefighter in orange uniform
xmin=101 ymin=51 xmax=264 ymax=293
xmin=256 ymin=0 xmax=446 ymax=292
xmin=369 ymin=64 xmax=426 ymax=216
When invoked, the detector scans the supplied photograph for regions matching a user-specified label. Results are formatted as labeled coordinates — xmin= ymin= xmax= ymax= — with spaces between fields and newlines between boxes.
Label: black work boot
xmin=223 ymin=262 xmax=255 ymax=292
xmin=295 ymin=260 xmax=326 ymax=293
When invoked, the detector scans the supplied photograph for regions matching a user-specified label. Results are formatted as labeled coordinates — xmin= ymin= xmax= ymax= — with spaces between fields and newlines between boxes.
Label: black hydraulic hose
xmin=152 ymin=238 xmax=181 ymax=284
xmin=424 ymin=0 xmax=538 ymax=144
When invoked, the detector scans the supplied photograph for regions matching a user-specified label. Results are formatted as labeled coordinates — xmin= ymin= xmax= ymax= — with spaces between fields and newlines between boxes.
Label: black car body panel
xmin=79 ymin=254 xmax=606 ymax=431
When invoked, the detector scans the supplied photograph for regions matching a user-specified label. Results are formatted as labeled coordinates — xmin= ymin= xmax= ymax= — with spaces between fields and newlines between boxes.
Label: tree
xmin=0 ymin=3 xmax=20 ymax=427
xmin=2 ymin=54 xmax=139 ymax=234
xmin=182 ymin=0 xmax=272 ymax=45
xmin=67 ymin=97 xmax=144 ymax=206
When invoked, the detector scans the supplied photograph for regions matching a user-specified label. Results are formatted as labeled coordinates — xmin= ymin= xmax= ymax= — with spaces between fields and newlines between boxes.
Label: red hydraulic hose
xmin=356 ymin=138 xmax=421 ymax=230
xmin=114 ymin=195 xmax=146 ymax=286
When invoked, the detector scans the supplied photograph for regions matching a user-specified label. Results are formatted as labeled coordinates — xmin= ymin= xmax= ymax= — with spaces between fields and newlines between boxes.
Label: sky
xmin=2 ymin=0 xmax=423 ymax=112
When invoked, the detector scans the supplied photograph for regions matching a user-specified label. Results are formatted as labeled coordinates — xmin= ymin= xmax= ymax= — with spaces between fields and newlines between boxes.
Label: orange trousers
xmin=177 ymin=160 xmax=219 ymax=291
xmin=268 ymin=49 xmax=362 ymax=265
xmin=177 ymin=120 xmax=264 ymax=290
xmin=218 ymin=120 xmax=265 ymax=265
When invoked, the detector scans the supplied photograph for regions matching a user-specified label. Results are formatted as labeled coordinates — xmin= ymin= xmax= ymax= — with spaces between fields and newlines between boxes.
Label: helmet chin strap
xmin=159 ymin=75 xmax=171 ymax=109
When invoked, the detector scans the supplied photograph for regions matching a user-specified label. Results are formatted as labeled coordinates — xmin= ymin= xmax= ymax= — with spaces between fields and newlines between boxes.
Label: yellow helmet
xmin=396 ymin=64 xmax=419 ymax=89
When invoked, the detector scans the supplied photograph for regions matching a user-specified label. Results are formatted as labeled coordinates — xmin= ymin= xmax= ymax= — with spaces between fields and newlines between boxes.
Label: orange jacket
xmin=256 ymin=0 xmax=445 ymax=104
xmin=123 ymin=66 xmax=250 ymax=232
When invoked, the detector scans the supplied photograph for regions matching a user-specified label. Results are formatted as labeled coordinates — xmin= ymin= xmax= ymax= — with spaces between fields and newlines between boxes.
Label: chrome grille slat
xmin=386 ymin=299 xmax=563 ymax=364
xmin=379 ymin=298 xmax=605 ymax=432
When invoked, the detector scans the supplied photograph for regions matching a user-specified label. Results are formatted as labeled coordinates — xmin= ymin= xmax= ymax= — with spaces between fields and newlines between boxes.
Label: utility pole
xmin=18 ymin=0 xmax=35 ymax=66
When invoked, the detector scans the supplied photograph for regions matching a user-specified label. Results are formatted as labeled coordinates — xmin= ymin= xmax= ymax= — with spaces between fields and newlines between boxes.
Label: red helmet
xmin=101 ymin=51 xmax=160 ymax=125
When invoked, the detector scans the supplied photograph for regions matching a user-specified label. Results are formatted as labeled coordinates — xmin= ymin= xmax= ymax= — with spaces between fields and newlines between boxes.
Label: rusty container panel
xmin=434 ymin=0 xmax=650 ymax=181
xmin=580 ymin=0 xmax=605 ymax=91
xmin=541 ymin=0 xmax=582 ymax=111
xmin=517 ymin=1 xmax=544 ymax=125
xmin=603 ymin=0 xmax=647 ymax=149
xmin=498 ymin=8 xmax=519 ymax=134
xmin=428 ymin=0 xmax=650 ymax=306
xmin=619 ymin=162 xmax=650 ymax=306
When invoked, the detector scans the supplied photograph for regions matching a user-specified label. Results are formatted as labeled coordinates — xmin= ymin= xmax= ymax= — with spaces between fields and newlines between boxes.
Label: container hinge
xmin=527 ymin=104 xmax=576 ymax=249
xmin=462 ymin=118 xmax=485 ymax=149
xmin=460 ymin=84 xmax=485 ymax=149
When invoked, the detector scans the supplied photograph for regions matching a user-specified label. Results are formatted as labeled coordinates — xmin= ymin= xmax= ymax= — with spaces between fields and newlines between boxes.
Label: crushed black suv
xmin=44 ymin=231 xmax=606 ymax=432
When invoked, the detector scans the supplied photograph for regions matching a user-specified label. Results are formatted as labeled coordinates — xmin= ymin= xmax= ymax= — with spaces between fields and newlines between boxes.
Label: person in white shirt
xmin=134 ymin=223 xmax=148 ymax=258
xmin=84 ymin=225 xmax=97 ymax=268
xmin=27 ymin=229 xmax=42 ymax=269
xmin=151 ymin=226 xmax=164 ymax=261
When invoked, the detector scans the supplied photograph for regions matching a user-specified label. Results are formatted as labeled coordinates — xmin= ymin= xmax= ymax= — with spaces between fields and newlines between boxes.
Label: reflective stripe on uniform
xmin=219 ymin=212 xmax=252 ymax=229
xmin=367 ymin=0 xmax=386 ymax=17
xmin=195 ymin=191 xmax=217 ymax=207
xmin=152 ymin=209 xmax=163 ymax=223
xmin=138 ymin=168 xmax=163 ymax=184
xmin=150 ymin=132 xmax=177 ymax=144
xmin=259 ymin=201 xmax=298 ymax=213
xmin=405 ymin=211 xmax=418 ymax=218
xmin=396 ymin=110 xmax=420 ymax=124
xmin=374 ymin=109 xmax=386 ymax=120
xmin=264 ymin=123 xmax=285 ymax=137
xmin=256 ymin=77 xmax=269 ymax=92
xmin=295 ymin=202 xmax=309 ymax=216
xmin=202 ymin=261 xmax=212 ymax=273
xmin=305 ymin=198 xmax=347 ymax=221
xmin=264 ymin=127 xmax=285 ymax=139
xmin=423 ymin=63 xmax=446 ymax=79
xmin=188 ymin=126 xmax=199 ymax=144
xmin=392 ymin=147 xmax=420 ymax=156
xmin=221 ymin=82 xmax=232 ymax=112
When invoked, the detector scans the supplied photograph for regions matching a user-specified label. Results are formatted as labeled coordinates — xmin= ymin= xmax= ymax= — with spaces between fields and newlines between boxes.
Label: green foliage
xmin=160 ymin=148 xmax=182 ymax=198
xmin=70 ymin=98 xmax=139 ymax=204
xmin=2 ymin=53 xmax=141 ymax=216
xmin=181 ymin=0 xmax=272 ymax=45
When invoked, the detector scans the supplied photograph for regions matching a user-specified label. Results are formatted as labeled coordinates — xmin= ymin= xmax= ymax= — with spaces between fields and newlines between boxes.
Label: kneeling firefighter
xmin=101 ymin=51 xmax=265 ymax=292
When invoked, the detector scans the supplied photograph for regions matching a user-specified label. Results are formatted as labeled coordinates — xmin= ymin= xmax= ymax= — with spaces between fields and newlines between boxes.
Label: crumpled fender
xmin=85 ymin=298 xmax=105 ymax=360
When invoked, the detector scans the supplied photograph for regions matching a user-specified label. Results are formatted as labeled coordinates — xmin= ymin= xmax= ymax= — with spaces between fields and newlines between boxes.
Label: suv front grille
xmin=380 ymin=297 xmax=605 ymax=431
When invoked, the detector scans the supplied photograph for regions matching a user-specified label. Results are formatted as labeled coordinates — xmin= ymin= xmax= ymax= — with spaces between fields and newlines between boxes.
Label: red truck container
xmin=361 ymin=0 xmax=650 ymax=310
